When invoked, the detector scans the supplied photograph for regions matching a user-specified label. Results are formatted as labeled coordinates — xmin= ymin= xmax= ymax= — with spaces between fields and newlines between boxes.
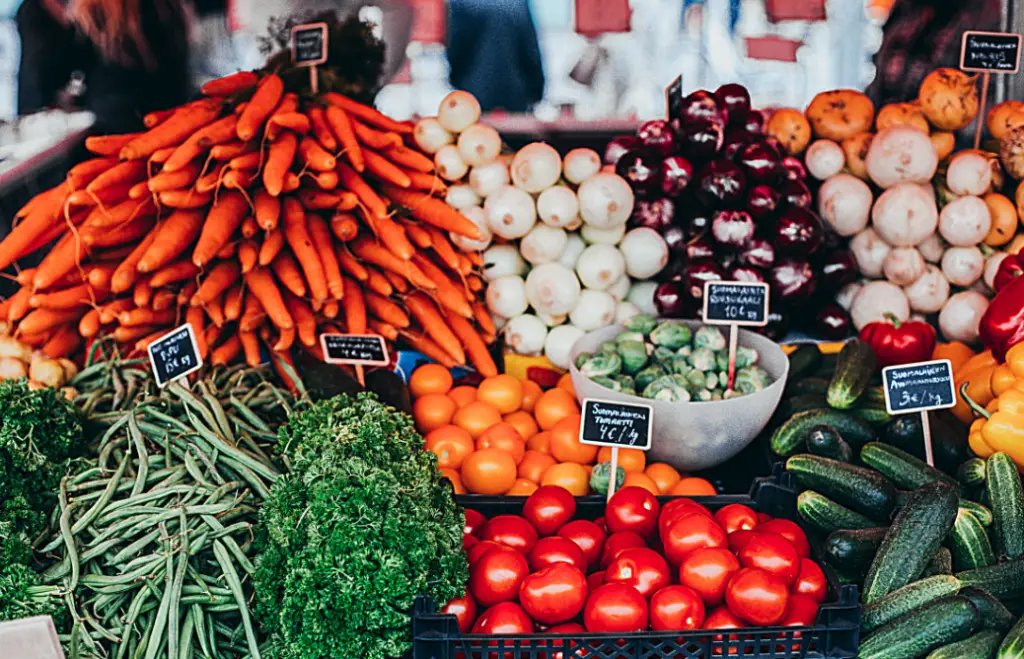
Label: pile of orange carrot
xmin=0 ymin=70 xmax=499 ymax=378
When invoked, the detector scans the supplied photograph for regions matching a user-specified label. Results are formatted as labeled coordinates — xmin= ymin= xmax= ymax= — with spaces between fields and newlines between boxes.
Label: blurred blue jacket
xmin=447 ymin=0 xmax=544 ymax=112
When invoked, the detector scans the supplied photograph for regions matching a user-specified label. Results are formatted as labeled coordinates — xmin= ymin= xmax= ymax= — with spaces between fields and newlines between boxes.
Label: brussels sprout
xmin=715 ymin=350 xmax=730 ymax=372
xmin=643 ymin=375 xmax=691 ymax=402
xmin=614 ymin=374 xmax=635 ymax=389
xmin=694 ymin=326 xmax=726 ymax=351
xmin=580 ymin=351 xmax=622 ymax=377
xmin=695 ymin=389 xmax=714 ymax=401
xmin=688 ymin=347 xmax=716 ymax=372
xmin=590 ymin=461 xmax=626 ymax=495
xmin=653 ymin=346 xmax=676 ymax=363
xmin=683 ymin=370 xmax=707 ymax=393
xmin=575 ymin=352 xmax=591 ymax=369
xmin=734 ymin=365 xmax=771 ymax=394
xmin=676 ymin=346 xmax=692 ymax=358
xmin=635 ymin=364 xmax=666 ymax=392
xmin=592 ymin=376 xmax=622 ymax=391
xmin=704 ymin=372 xmax=719 ymax=390
xmin=736 ymin=346 xmax=759 ymax=369
xmin=600 ymin=341 xmax=619 ymax=353
xmin=668 ymin=355 xmax=692 ymax=376
xmin=718 ymin=371 xmax=729 ymax=386
xmin=624 ymin=313 xmax=658 ymax=336
xmin=650 ymin=321 xmax=693 ymax=350
xmin=615 ymin=331 xmax=646 ymax=344
xmin=618 ymin=340 xmax=649 ymax=375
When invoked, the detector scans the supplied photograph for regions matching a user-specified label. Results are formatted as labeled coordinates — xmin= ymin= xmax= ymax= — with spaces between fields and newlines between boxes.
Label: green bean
xmin=127 ymin=413 xmax=149 ymax=497
xmin=228 ymin=397 xmax=271 ymax=433
xmin=190 ymin=604 xmax=213 ymax=659
xmin=197 ymin=382 xmax=235 ymax=445
xmin=132 ymin=609 xmax=157 ymax=659
xmin=59 ymin=480 xmax=82 ymax=592
xmin=70 ymin=448 xmax=130 ymax=537
xmin=107 ymin=528 xmax=164 ymax=566
xmin=178 ymin=606 xmax=195 ymax=659
xmin=168 ymin=510 xmax=189 ymax=659
xmin=68 ymin=620 xmax=83 ymax=659
xmin=200 ymin=517 xmax=253 ymax=575
xmin=211 ymin=540 xmax=260 ymax=659
xmin=144 ymin=531 xmax=175 ymax=659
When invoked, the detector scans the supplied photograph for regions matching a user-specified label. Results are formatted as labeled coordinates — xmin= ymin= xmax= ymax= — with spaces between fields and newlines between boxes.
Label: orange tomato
xmin=410 ymin=363 xmax=453 ymax=398
xmin=453 ymin=401 xmax=504 ymax=438
xmin=503 ymin=410 xmax=539 ymax=441
xmin=597 ymin=447 xmax=646 ymax=473
xmin=425 ymin=425 xmax=475 ymax=469
xmin=413 ymin=393 xmax=456 ymax=433
xmin=622 ymin=472 xmax=660 ymax=495
xmin=527 ymin=431 xmax=552 ymax=453
xmin=461 ymin=448 xmax=517 ymax=495
xmin=448 ymin=385 xmax=478 ymax=409
xmin=540 ymin=462 xmax=589 ymax=496
xmin=476 ymin=374 xmax=523 ymax=414
xmin=645 ymin=462 xmax=682 ymax=494
xmin=506 ymin=478 xmax=539 ymax=496
xmin=548 ymin=414 xmax=597 ymax=464
xmin=557 ymin=373 xmax=576 ymax=396
xmin=534 ymin=388 xmax=579 ymax=431
xmin=439 ymin=467 xmax=465 ymax=494
xmin=518 ymin=450 xmax=557 ymax=482
xmin=669 ymin=477 xmax=717 ymax=496
xmin=520 ymin=380 xmax=543 ymax=413
xmin=476 ymin=423 xmax=526 ymax=464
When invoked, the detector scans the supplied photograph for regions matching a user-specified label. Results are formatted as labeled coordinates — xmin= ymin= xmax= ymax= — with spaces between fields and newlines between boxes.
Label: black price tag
xmin=666 ymin=74 xmax=683 ymax=121
xmin=882 ymin=359 xmax=957 ymax=415
xmin=579 ymin=398 xmax=653 ymax=450
xmin=147 ymin=323 xmax=203 ymax=388
xmin=320 ymin=334 xmax=389 ymax=366
xmin=960 ymin=31 xmax=1022 ymax=73
xmin=291 ymin=22 xmax=328 ymax=66
xmin=702 ymin=281 xmax=770 ymax=327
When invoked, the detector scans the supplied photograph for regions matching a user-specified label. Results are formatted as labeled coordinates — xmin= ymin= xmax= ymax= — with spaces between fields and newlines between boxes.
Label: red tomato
xmin=725 ymin=567 xmax=790 ymax=626
xmin=737 ymin=533 xmax=801 ymax=587
xmin=519 ymin=563 xmax=589 ymax=625
xmin=713 ymin=504 xmax=759 ymax=535
xmin=678 ymin=547 xmax=741 ymax=607
xmin=659 ymin=499 xmax=713 ymax=539
xmin=782 ymin=594 xmax=819 ymax=627
xmin=583 ymin=583 xmax=649 ymax=633
xmin=480 ymin=515 xmax=540 ymax=554
xmin=469 ymin=545 xmax=530 ymax=606
xmin=587 ymin=570 xmax=606 ymax=591
xmin=594 ymin=516 xmax=608 ymax=532
xmin=604 ymin=547 xmax=671 ymax=598
xmin=545 ymin=623 xmax=587 ymax=659
xmin=600 ymin=531 xmax=647 ymax=569
xmin=472 ymin=601 xmax=535 ymax=634
xmin=467 ymin=540 xmax=504 ymax=565
xmin=727 ymin=530 xmax=759 ymax=554
xmin=523 ymin=486 xmax=578 ymax=536
xmin=464 ymin=535 xmax=479 ymax=552
xmin=465 ymin=509 xmax=487 ymax=537
xmin=791 ymin=559 xmax=827 ymax=603
xmin=703 ymin=605 xmax=746 ymax=655
xmin=756 ymin=519 xmax=811 ymax=558
xmin=557 ymin=520 xmax=607 ymax=571
xmin=441 ymin=590 xmax=478 ymax=633
xmin=528 ymin=536 xmax=587 ymax=573
xmin=606 ymin=486 xmax=661 ymax=539
xmin=756 ymin=512 xmax=772 ymax=524
xmin=649 ymin=585 xmax=706 ymax=631
xmin=662 ymin=513 xmax=727 ymax=566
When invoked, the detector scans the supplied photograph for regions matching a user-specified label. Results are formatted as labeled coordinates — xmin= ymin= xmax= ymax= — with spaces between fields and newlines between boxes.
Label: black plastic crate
xmin=413 ymin=467 xmax=860 ymax=659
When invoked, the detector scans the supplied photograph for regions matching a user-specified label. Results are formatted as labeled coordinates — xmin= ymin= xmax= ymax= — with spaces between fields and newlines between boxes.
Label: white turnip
xmin=850 ymin=228 xmax=893 ymax=278
xmin=434 ymin=145 xmax=469 ymax=181
xmin=563 ymin=148 xmax=602 ymax=184
xmin=469 ymin=162 xmax=510 ymax=198
xmin=544 ymin=325 xmax=585 ymax=369
xmin=511 ymin=143 xmax=562 ymax=193
xmin=577 ymin=172 xmax=634 ymax=229
xmin=581 ymin=223 xmax=626 ymax=245
xmin=882 ymin=247 xmax=926 ymax=286
xmin=504 ymin=314 xmax=548 ymax=355
xmin=557 ymin=233 xmax=587 ymax=271
xmin=519 ymin=225 xmax=568 ymax=265
xmin=484 ymin=185 xmax=536 ymax=239
xmin=938 ymin=291 xmax=988 ymax=342
xmin=938 ymin=195 xmax=991 ymax=246
xmin=818 ymin=174 xmax=872 ymax=236
xmin=437 ymin=90 xmax=481 ymax=133
xmin=608 ymin=275 xmax=631 ymax=301
xmin=537 ymin=186 xmax=580 ymax=228
xmin=940 ymin=246 xmax=985 ymax=287
xmin=450 ymin=206 xmax=492 ymax=252
xmin=871 ymin=183 xmax=938 ymax=247
xmin=865 ymin=125 xmax=938 ymax=188
xmin=805 ymin=140 xmax=845 ymax=180
xmin=445 ymin=185 xmax=480 ymax=210
xmin=917 ymin=233 xmax=946 ymax=263
xmin=525 ymin=262 xmax=582 ymax=316
xmin=903 ymin=265 xmax=950 ymax=313
xmin=457 ymin=123 xmax=501 ymax=167
xmin=569 ymin=290 xmax=617 ymax=331
xmin=413 ymin=117 xmax=453 ymax=154
xmin=946 ymin=151 xmax=992 ymax=196
xmin=482 ymin=244 xmax=526 ymax=281
xmin=850 ymin=280 xmax=910 ymax=329
xmin=576 ymin=244 xmax=626 ymax=290
xmin=619 ymin=228 xmax=669 ymax=279
xmin=486 ymin=275 xmax=529 ymax=318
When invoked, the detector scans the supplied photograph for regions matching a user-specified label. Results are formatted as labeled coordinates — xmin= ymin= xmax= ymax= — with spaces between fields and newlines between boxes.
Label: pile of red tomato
xmin=444 ymin=485 xmax=829 ymax=641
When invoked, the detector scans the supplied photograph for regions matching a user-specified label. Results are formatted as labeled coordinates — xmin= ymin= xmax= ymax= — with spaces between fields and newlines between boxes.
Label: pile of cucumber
xmin=770 ymin=341 xmax=1024 ymax=659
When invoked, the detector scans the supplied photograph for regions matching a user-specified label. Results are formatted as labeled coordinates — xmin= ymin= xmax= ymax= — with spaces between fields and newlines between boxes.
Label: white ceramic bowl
xmin=568 ymin=320 xmax=789 ymax=471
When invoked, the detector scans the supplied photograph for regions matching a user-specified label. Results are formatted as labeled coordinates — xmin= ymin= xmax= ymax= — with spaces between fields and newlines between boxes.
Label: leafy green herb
xmin=0 ymin=563 xmax=62 ymax=622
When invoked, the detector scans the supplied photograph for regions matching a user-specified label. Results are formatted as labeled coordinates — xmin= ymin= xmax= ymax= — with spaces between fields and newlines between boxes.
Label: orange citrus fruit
xmin=452 ymin=401 xmax=504 ymax=438
xmin=622 ymin=472 xmax=660 ymax=495
xmin=506 ymin=478 xmax=539 ymax=496
xmin=540 ymin=462 xmax=589 ymax=496
xmin=476 ymin=423 xmax=526 ymax=464
xmin=527 ymin=431 xmax=552 ymax=453
xmin=669 ymin=477 xmax=717 ymax=496
xmin=476 ymin=374 xmax=523 ymax=414
xmin=518 ymin=450 xmax=557 ymax=482
xmin=448 ymin=385 xmax=478 ymax=409
xmin=534 ymin=388 xmax=579 ymax=430
xmin=597 ymin=447 xmax=646 ymax=473
xmin=413 ymin=393 xmax=456 ymax=433
xmin=461 ymin=448 xmax=517 ymax=494
xmin=520 ymin=380 xmax=543 ymax=413
xmin=439 ymin=467 xmax=466 ymax=494
xmin=645 ymin=462 xmax=682 ymax=494
xmin=424 ymin=425 xmax=475 ymax=470
xmin=549 ymin=414 xmax=597 ymax=464
xmin=410 ymin=363 xmax=453 ymax=398
xmin=503 ymin=410 xmax=539 ymax=441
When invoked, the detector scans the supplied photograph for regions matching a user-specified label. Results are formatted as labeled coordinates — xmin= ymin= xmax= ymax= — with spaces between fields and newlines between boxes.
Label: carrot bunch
xmin=0 ymin=70 xmax=499 ymax=377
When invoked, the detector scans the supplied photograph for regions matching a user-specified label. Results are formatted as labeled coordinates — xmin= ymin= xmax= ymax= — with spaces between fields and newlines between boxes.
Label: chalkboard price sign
xmin=961 ymin=31 xmax=1022 ymax=73
xmin=702 ymin=281 xmax=770 ymax=327
xmin=320 ymin=334 xmax=390 ymax=366
xmin=666 ymin=74 xmax=683 ymax=121
xmin=579 ymin=398 xmax=653 ymax=450
xmin=882 ymin=359 xmax=956 ymax=415
xmin=291 ymin=22 xmax=328 ymax=66
xmin=148 ymin=323 xmax=203 ymax=388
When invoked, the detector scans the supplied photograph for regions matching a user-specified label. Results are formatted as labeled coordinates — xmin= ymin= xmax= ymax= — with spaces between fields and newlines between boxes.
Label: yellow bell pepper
xmin=992 ymin=364 xmax=1018 ymax=396
xmin=953 ymin=361 xmax=998 ymax=423
xmin=996 ymin=389 xmax=1024 ymax=414
xmin=1007 ymin=342 xmax=1024 ymax=379
xmin=962 ymin=382 xmax=1024 ymax=467
xmin=969 ymin=418 xmax=995 ymax=458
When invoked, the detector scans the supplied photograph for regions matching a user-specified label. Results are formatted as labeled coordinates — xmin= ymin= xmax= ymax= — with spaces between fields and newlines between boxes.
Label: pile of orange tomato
xmin=410 ymin=364 xmax=717 ymax=497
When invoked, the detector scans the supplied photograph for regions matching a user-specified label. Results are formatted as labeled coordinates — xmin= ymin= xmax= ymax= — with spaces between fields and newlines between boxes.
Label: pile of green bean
xmin=41 ymin=363 xmax=305 ymax=659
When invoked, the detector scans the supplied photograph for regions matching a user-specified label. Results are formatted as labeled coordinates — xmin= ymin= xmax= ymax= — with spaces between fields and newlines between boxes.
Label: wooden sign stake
xmin=355 ymin=364 xmax=365 ymax=387
xmin=607 ymin=446 xmax=620 ymax=502
xmin=309 ymin=66 xmax=319 ymax=94
xmin=921 ymin=410 xmax=934 ymax=466
xmin=726 ymin=324 xmax=739 ymax=390
xmin=975 ymin=71 xmax=991 ymax=149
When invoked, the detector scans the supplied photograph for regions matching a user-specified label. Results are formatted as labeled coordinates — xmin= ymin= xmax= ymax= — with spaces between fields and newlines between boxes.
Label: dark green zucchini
xmin=956 ymin=559 xmax=1024 ymax=601
xmin=796 ymin=490 xmax=877 ymax=534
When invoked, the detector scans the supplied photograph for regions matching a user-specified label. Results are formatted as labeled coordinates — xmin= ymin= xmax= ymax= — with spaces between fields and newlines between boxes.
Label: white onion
xmin=537 ymin=186 xmax=580 ymax=228
xmin=413 ymin=117 xmax=453 ymax=154
xmin=510 ymin=143 xmax=562 ymax=193
xmin=457 ymin=123 xmax=501 ymax=167
xmin=882 ymin=247 xmax=926 ymax=287
xmin=504 ymin=314 xmax=547 ymax=355
xmin=940 ymin=246 xmax=985 ymax=287
xmin=806 ymin=140 xmax=845 ymax=180
xmin=619 ymin=228 xmax=669 ymax=279
xmin=437 ymin=90 xmax=481 ymax=133
xmin=577 ymin=172 xmax=634 ymax=229
xmin=569 ymin=290 xmax=617 ymax=331
xmin=445 ymin=184 xmax=480 ymax=210
xmin=565 ymin=216 xmax=583 ymax=231
xmin=519 ymin=225 xmax=568 ymax=265
xmin=871 ymin=183 xmax=938 ymax=247
xmin=450 ymin=206 xmax=491 ymax=252
xmin=627 ymin=281 xmax=659 ymax=315
xmin=581 ymin=223 xmax=626 ymax=245
xmin=482 ymin=244 xmax=526 ymax=281
xmin=865 ymin=125 xmax=938 ymax=188
xmin=938 ymin=196 xmax=992 ymax=246
xmin=557 ymin=233 xmax=587 ymax=271
xmin=525 ymin=262 xmax=581 ymax=316
xmin=484 ymin=185 xmax=536 ymax=239
xmin=817 ymin=174 xmax=872 ymax=236
xmin=917 ymin=233 xmax=946 ymax=263
xmin=608 ymin=275 xmax=631 ymax=301
xmin=850 ymin=281 xmax=910 ymax=329
xmin=903 ymin=265 xmax=950 ymax=313
xmin=536 ymin=311 xmax=566 ymax=327
xmin=938 ymin=291 xmax=988 ymax=343
xmin=434 ymin=145 xmax=469 ymax=182
xmin=850 ymin=228 xmax=892 ymax=278
xmin=469 ymin=162 xmax=509 ymax=198
xmin=563 ymin=148 xmax=602 ymax=184
xmin=946 ymin=151 xmax=993 ymax=196
xmin=615 ymin=301 xmax=641 ymax=324
xmin=544 ymin=325 xmax=585 ymax=369
xmin=575 ymin=244 xmax=626 ymax=290
xmin=485 ymin=275 xmax=529 ymax=318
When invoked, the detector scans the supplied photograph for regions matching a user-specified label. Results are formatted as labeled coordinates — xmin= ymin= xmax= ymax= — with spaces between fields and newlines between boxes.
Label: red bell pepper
xmin=980 ymin=271 xmax=1024 ymax=361
xmin=858 ymin=313 xmax=936 ymax=369
xmin=993 ymin=252 xmax=1024 ymax=292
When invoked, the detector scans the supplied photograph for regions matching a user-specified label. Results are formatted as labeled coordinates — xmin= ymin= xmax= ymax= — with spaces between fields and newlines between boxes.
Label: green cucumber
xmin=786 ymin=377 xmax=830 ymax=397
xmin=797 ymin=490 xmax=877 ymax=534
xmin=959 ymin=500 xmax=994 ymax=527
xmin=928 ymin=629 xmax=1003 ymax=659
xmin=861 ymin=575 xmax=962 ymax=633
xmin=788 ymin=344 xmax=823 ymax=378
xmin=859 ymin=596 xmax=980 ymax=659
xmin=827 ymin=339 xmax=876 ymax=409
xmin=924 ymin=548 xmax=954 ymax=577
xmin=860 ymin=442 xmax=961 ymax=491
xmin=853 ymin=405 xmax=893 ymax=426
xmin=958 ymin=458 xmax=988 ymax=488
xmin=863 ymin=482 xmax=959 ymax=603
xmin=825 ymin=527 xmax=887 ymax=570
xmin=959 ymin=587 xmax=1017 ymax=632
xmin=956 ymin=559 xmax=1024 ymax=601
xmin=775 ymin=394 xmax=828 ymax=420
xmin=998 ymin=615 xmax=1024 ymax=659
xmin=786 ymin=454 xmax=897 ymax=521
xmin=951 ymin=509 xmax=996 ymax=571
xmin=988 ymin=452 xmax=1024 ymax=559
xmin=806 ymin=425 xmax=853 ymax=462
xmin=771 ymin=409 xmax=876 ymax=456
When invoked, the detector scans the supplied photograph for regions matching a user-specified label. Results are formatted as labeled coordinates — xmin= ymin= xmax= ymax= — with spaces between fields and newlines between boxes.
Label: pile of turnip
xmin=414 ymin=91 xmax=669 ymax=368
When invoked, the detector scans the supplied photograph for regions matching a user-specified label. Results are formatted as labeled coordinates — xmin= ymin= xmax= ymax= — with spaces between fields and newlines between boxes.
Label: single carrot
xmin=32 ymin=233 xmax=88 ymax=291
xmin=425 ymin=226 xmax=461 ymax=272
xmin=324 ymin=105 xmax=364 ymax=172
xmin=236 ymin=73 xmax=284 ymax=141
xmin=177 ymin=280 xmax=198 ymax=307
xmin=18 ymin=330 xmax=53 ymax=348
xmin=67 ymin=158 xmax=119 ymax=189
xmin=67 ymin=183 xmax=133 ymax=209
xmin=245 ymin=267 xmax=293 ymax=329
xmin=201 ymin=71 xmax=259 ymax=97
xmin=149 ymin=146 xmax=177 ymax=164
xmin=18 ymin=307 xmax=85 ymax=335
xmin=128 ymin=181 xmax=150 ymax=200
xmin=364 ymin=291 xmax=410 ymax=327
xmin=85 ymin=133 xmax=142 ymax=157
xmin=325 ymin=92 xmax=413 ymax=134
xmin=446 ymin=311 xmax=498 ymax=376
xmin=158 ymin=189 xmax=213 ymax=209
xmin=269 ymin=112 xmax=311 ymax=134
xmin=133 ymin=277 xmax=153 ymax=308
xmin=322 ymin=299 xmax=339 ymax=318
xmin=0 ymin=211 xmax=63 ymax=273
xmin=304 ymin=214 xmax=343 ymax=300
xmin=298 ymin=189 xmax=342 ymax=210
xmin=150 ymin=259 xmax=200 ymax=288
xmin=42 ymin=324 xmax=81 ymax=359
xmin=15 ymin=268 xmax=36 ymax=286
xmin=263 ymin=93 xmax=299 ymax=140
xmin=29 ymin=283 xmax=100 ymax=310
xmin=148 ymin=162 xmax=203 ymax=193
xmin=205 ymin=293 xmax=225 ymax=327
xmin=402 ymin=221 xmax=433 ymax=248
xmin=204 ymin=322 xmax=222 ymax=349
xmin=137 ymin=209 xmax=205 ymax=273
xmin=85 ymin=160 xmax=147 ymax=193
xmin=363 ymin=150 xmax=412 ymax=188
xmin=341 ymin=277 xmax=367 ymax=334
xmin=350 ymin=236 xmax=434 ymax=289
xmin=336 ymin=191 xmax=359 ymax=211
xmin=5 ymin=286 xmax=32 ymax=323
xmin=352 ymin=120 xmax=403 ymax=150
xmin=314 ymin=170 xmax=339 ymax=190
xmin=82 ymin=214 xmax=155 ymax=248
xmin=134 ymin=330 xmax=169 ymax=354
xmin=298 ymin=137 xmax=336 ymax=172
xmin=216 ymin=241 xmax=237 ymax=261
xmin=241 ymin=215 xmax=259 ymax=239
xmin=399 ymin=329 xmax=457 ymax=368
xmin=283 ymin=173 xmax=300 ymax=193
xmin=211 ymin=333 xmax=242 ymax=365
xmin=384 ymin=144 xmax=434 ymax=173
xmin=99 ymin=299 xmax=134 ymax=324
xmin=369 ymin=320 xmax=398 ymax=341
xmin=365 ymin=268 xmax=393 ymax=296
xmin=405 ymin=170 xmax=447 ymax=192
xmin=271 ymin=251 xmax=307 ymax=298
xmin=259 ymin=228 xmax=284 ymax=266
xmin=85 ymin=196 xmax=155 ymax=229
xmin=186 ymin=305 xmax=208 ymax=360
xmin=251 ymin=189 xmax=280 ymax=231
xmin=467 ymin=275 xmax=483 ymax=293
xmin=412 ymin=254 xmax=473 ymax=317
xmin=79 ymin=308 xmax=101 ymax=338
xmin=406 ymin=292 xmax=465 ymax=363
xmin=473 ymin=301 xmax=497 ymax=337
xmin=151 ymin=289 xmax=176 ymax=312
xmin=192 ymin=191 xmax=248 ymax=267
xmin=282 ymin=198 xmax=328 ymax=302
xmin=308 ymin=106 xmax=338 ymax=151
xmin=383 ymin=268 xmax=409 ymax=293
xmin=336 ymin=245 xmax=369 ymax=281
xmin=337 ymin=159 xmax=387 ymax=212
xmin=193 ymin=260 xmax=241 ymax=306
xmin=162 ymin=114 xmax=240 ymax=172
xmin=223 ymin=283 xmax=244 ymax=321
xmin=238 ymin=330 xmax=261 ymax=366
xmin=238 ymin=239 xmax=258 ymax=273
xmin=282 ymin=292 xmax=317 ymax=347
xmin=329 ymin=213 xmax=359 ymax=241
xmin=456 ymin=253 xmax=473 ymax=276
xmin=222 ymin=169 xmax=255 ymax=191
xmin=240 ymin=292 xmax=266 ymax=332
xmin=144 ymin=108 xmax=175 ymax=128
xmin=229 ymin=152 xmax=261 ymax=170
xmin=273 ymin=325 xmax=296 ymax=352
xmin=119 ymin=308 xmax=177 ymax=327
xmin=210 ymin=141 xmax=253 ymax=160
xmin=120 ymin=100 xmax=221 ymax=161
xmin=382 ymin=185 xmax=483 ymax=239
xmin=262 ymin=132 xmax=298 ymax=197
